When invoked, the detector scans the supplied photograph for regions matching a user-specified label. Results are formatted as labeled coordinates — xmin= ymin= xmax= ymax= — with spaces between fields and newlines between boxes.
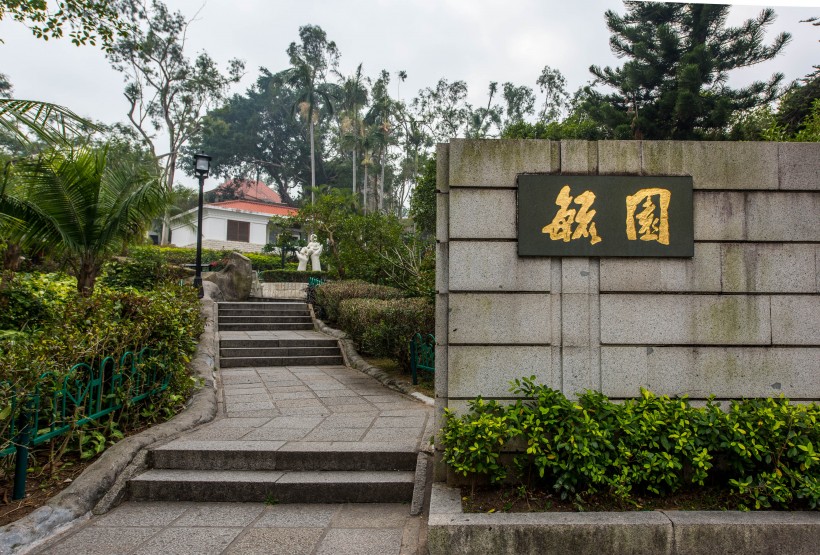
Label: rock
xmin=203 ymin=252 xmax=252 ymax=301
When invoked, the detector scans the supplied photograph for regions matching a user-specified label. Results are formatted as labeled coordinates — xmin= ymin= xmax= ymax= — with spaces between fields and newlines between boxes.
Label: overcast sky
xmin=1 ymin=0 xmax=818 ymax=188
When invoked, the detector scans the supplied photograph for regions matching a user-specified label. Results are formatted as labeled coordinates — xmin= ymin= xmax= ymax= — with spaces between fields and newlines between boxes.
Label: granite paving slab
xmin=33 ymin=502 xmax=422 ymax=555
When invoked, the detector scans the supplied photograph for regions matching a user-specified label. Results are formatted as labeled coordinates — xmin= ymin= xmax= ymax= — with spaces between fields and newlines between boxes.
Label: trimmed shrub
xmin=337 ymin=297 xmax=434 ymax=372
xmin=259 ymin=270 xmax=328 ymax=283
xmin=442 ymin=378 xmax=820 ymax=510
xmin=244 ymin=252 xmax=289 ymax=272
xmin=314 ymin=280 xmax=403 ymax=322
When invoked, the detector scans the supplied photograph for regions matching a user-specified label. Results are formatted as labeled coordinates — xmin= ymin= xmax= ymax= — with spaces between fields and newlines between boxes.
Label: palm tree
xmin=0 ymin=146 xmax=167 ymax=296
xmin=335 ymin=64 xmax=369 ymax=197
xmin=283 ymin=29 xmax=337 ymax=205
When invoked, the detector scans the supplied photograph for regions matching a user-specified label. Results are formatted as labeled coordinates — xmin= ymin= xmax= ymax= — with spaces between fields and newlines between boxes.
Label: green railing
xmin=0 ymin=347 xmax=170 ymax=499
xmin=410 ymin=333 xmax=435 ymax=385
xmin=307 ymin=276 xmax=326 ymax=287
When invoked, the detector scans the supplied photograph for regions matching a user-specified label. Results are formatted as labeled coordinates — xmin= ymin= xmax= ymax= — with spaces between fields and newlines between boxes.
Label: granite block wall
xmin=436 ymin=139 xmax=820 ymax=423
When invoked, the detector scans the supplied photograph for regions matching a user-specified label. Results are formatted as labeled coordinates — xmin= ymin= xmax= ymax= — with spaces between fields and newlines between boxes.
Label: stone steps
xmin=220 ymin=355 xmax=345 ymax=368
xmin=219 ymin=322 xmax=315 ymax=332
xmin=149 ymin=441 xmax=419 ymax=472
xmin=220 ymin=338 xmax=338 ymax=349
xmin=220 ymin=346 xmax=342 ymax=358
xmin=219 ymin=315 xmax=313 ymax=324
xmin=219 ymin=308 xmax=310 ymax=317
xmin=129 ymin=469 xmax=415 ymax=503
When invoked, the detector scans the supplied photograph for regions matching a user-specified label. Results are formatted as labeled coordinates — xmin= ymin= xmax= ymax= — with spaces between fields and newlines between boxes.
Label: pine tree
xmin=585 ymin=2 xmax=791 ymax=139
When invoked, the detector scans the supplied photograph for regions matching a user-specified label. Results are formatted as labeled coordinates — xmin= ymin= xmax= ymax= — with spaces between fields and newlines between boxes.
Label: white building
xmin=170 ymin=199 xmax=298 ymax=253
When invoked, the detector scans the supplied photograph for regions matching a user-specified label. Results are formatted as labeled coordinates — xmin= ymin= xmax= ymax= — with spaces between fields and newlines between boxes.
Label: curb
xmin=427 ymin=484 xmax=820 ymax=555
xmin=0 ymin=290 xmax=220 ymax=555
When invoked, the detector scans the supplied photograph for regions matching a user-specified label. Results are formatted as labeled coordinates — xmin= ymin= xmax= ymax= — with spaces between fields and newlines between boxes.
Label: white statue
xmin=295 ymin=247 xmax=310 ymax=271
xmin=307 ymin=234 xmax=323 ymax=271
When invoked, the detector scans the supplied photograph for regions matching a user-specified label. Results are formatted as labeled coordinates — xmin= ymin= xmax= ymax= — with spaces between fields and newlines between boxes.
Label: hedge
xmin=442 ymin=378 xmax=820 ymax=510
xmin=314 ymin=280 xmax=404 ymax=322
xmin=259 ymin=270 xmax=328 ymax=283
xmin=337 ymin=297 xmax=434 ymax=372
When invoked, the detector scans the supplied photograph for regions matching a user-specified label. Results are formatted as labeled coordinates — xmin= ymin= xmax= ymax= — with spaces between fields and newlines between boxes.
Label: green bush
xmin=442 ymin=379 xmax=820 ymax=510
xmin=244 ymin=252 xmax=288 ymax=272
xmin=154 ymin=246 xmax=231 ymax=266
xmin=0 ymin=273 xmax=74 ymax=333
xmin=337 ymin=297 xmax=434 ymax=372
xmin=100 ymin=248 xmax=189 ymax=290
xmin=259 ymin=269 xmax=328 ymax=283
xmin=314 ymin=280 xmax=404 ymax=322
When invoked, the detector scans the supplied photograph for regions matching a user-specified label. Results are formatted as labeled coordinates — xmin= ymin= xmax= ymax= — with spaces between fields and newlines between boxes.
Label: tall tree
xmin=0 ymin=0 xmax=131 ymax=50
xmin=283 ymin=24 xmax=339 ymax=205
xmin=501 ymin=82 xmax=535 ymax=130
xmin=335 ymin=64 xmax=369 ymax=198
xmin=189 ymin=69 xmax=314 ymax=205
xmin=0 ymin=146 xmax=166 ymax=295
xmin=365 ymin=70 xmax=395 ymax=212
xmin=107 ymin=0 xmax=244 ymax=243
xmin=587 ymin=2 xmax=791 ymax=139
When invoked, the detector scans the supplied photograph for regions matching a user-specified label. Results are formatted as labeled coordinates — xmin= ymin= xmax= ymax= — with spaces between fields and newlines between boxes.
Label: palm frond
xmin=0 ymin=99 xmax=100 ymax=146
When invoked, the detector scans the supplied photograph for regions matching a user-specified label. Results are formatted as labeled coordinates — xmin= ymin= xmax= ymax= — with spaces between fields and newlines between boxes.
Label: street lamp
xmin=193 ymin=152 xmax=212 ymax=298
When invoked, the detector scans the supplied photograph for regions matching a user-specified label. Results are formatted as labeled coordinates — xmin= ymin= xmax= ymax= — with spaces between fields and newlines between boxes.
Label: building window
xmin=227 ymin=220 xmax=250 ymax=242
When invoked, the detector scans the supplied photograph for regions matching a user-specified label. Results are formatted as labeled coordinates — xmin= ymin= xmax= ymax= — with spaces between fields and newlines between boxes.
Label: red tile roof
xmin=207 ymin=199 xmax=298 ymax=216
xmin=214 ymin=179 xmax=284 ymax=204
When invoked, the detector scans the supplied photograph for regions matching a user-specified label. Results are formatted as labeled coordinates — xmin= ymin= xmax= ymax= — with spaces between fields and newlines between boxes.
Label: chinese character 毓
xmin=625 ymin=188 xmax=671 ymax=245
xmin=542 ymin=185 xmax=602 ymax=245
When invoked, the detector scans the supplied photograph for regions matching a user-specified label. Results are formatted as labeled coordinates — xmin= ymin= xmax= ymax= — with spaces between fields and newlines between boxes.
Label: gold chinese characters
xmin=541 ymin=185 xmax=672 ymax=246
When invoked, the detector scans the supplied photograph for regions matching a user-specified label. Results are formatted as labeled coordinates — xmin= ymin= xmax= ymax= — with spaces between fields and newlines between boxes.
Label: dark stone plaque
xmin=518 ymin=175 xmax=694 ymax=257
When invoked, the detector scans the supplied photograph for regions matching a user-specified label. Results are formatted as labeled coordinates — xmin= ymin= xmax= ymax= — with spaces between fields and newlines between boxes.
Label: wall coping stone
xmin=428 ymin=483 xmax=820 ymax=555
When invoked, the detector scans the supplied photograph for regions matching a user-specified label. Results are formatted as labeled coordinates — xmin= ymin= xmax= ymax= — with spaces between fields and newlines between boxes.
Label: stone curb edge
xmin=427 ymin=483 xmax=820 ymax=555
xmin=0 ymin=290 xmax=221 ymax=555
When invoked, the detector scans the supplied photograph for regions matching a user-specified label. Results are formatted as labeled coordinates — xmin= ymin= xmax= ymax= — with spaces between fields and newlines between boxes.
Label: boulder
xmin=203 ymin=252 xmax=252 ymax=301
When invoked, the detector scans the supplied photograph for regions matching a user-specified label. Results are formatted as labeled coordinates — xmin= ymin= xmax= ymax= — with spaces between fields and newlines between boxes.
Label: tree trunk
xmin=3 ymin=242 xmax=21 ymax=272
xmin=363 ymin=164 xmax=369 ymax=214
xmin=160 ymin=152 xmax=177 ymax=245
xmin=77 ymin=256 xmax=98 ymax=297
xmin=352 ymin=147 xmax=357 ymax=195
xmin=379 ymin=148 xmax=385 ymax=213
xmin=309 ymin=119 xmax=316 ymax=204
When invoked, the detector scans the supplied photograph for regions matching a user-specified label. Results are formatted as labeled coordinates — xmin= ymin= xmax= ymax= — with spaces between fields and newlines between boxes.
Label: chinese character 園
xmin=625 ymin=188 xmax=671 ymax=245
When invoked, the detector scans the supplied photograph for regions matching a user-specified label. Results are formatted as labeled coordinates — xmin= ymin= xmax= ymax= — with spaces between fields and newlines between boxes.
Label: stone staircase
xmin=217 ymin=301 xmax=344 ymax=367
xmin=127 ymin=298 xmax=424 ymax=505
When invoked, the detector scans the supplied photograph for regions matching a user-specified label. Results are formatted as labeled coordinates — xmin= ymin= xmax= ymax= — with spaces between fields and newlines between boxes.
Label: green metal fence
xmin=1 ymin=347 xmax=170 ymax=499
xmin=410 ymin=333 xmax=435 ymax=385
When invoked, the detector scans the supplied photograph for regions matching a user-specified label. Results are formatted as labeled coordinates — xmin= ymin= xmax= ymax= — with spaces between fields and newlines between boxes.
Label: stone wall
xmin=435 ymin=140 xmax=820 ymax=421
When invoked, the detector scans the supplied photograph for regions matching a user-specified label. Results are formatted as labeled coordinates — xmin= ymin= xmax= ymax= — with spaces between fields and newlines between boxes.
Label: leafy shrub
xmin=259 ymin=270 xmax=328 ymax=283
xmin=100 ymin=248 xmax=189 ymax=290
xmin=244 ymin=252 xmax=289 ymax=272
xmin=0 ymin=272 xmax=75 ymax=332
xmin=0 ymin=279 xmax=204 ymax=400
xmin=441 ymin=378 xmax=820 ymax=510
xmin=314 ymin=280 xmax=403 ymax=322
xmin=337 ymin=297 xmax=434 ymax=371
xmin=154 ymin=246 xmax=232 ymax=266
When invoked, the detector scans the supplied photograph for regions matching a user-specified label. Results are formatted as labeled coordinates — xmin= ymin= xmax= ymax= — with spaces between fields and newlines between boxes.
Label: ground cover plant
xmin=0 ymin=271 xmax=204 ymax=517
xmin=442 ymin=377 xmax=820 ymax=511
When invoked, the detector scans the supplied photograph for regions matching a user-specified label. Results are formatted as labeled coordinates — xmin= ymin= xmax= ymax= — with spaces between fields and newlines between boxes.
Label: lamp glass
xmin=194 ymin=153 xmax=211 ymax=175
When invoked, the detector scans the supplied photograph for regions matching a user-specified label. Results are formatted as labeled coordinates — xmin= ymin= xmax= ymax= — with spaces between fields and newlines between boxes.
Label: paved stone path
xmin=32 ymin=502 xmax=424 ymax=555
xmin=33 ymin=328 xmax=433 ymax=554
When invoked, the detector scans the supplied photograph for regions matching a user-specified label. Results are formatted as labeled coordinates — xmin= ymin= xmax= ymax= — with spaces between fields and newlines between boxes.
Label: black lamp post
xmin=193 ymin=152 xmax=212 ymax=298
